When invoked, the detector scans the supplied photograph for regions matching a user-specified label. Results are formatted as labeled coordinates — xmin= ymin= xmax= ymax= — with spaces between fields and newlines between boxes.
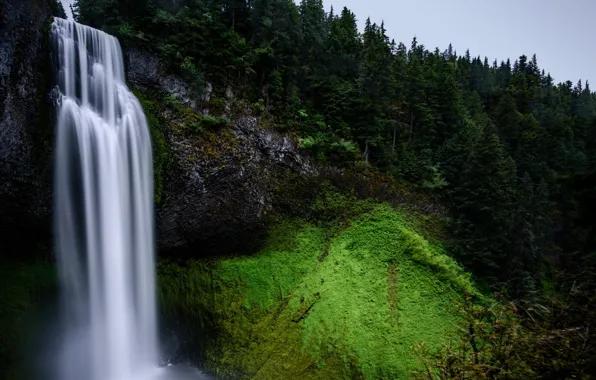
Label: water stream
xmin=51 ymin=17 xmax=208 ymax=380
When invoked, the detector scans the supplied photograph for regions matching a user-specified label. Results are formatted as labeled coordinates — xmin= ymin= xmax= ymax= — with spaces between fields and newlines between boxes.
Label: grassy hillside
xmin=158 ymin=205 xmax=476 ymax=379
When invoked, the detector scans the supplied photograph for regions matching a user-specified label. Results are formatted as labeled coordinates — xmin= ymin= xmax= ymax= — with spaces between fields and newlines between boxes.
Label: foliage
xmin=134 ymin=90 xmax=169 ymax=204
xmin=180 ymin=57 xmax=206 ymax=95
xmin=306 ymin=181 xmax=370 ymax=224
xmin=415 ymin=287 xmax=596 ymax=379
xmin=73 ymin=0 xmax=596 ymax=373
xmin=48 ymin=0 xmax=67 ymax=18
xmin=200 ymin=114 xmax=230 ymax=130
xmin=298 ymin=133 xmax=359 ymax=163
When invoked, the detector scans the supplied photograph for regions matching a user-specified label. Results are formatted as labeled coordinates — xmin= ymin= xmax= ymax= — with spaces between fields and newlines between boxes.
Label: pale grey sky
xmin=60 ymin=0 xmax=74 ymax=19
xmin=322 ymin=0 xmax=596 ymax=86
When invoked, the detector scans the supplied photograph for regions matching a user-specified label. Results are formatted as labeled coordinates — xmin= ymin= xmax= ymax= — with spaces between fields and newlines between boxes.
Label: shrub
xmin=200 ymin=115 xmax=229 ymax=130
xmin=117 ymin=23 xmax=135 ymax=38
xmin=299 ymin=134 xmax=359 ymax=163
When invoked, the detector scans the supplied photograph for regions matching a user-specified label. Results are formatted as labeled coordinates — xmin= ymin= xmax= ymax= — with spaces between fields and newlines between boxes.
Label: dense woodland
xmin=71 ymin=0 xmax=596 ymax=377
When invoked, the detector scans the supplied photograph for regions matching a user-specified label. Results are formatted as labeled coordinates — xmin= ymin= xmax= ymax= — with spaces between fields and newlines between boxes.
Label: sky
xmin=60 ymin=0 xmax=74 ymax=19
xmin=319 ymin=0 xmax=596 ymax=86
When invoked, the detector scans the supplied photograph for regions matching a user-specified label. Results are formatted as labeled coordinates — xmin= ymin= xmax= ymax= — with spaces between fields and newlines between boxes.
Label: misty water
xmin=50 ymin=17 xmax=210 ymax=380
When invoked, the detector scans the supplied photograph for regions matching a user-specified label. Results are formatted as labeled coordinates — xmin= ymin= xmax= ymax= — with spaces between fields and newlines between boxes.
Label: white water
xmin=52 ymin=18 xmax=159 ymax=380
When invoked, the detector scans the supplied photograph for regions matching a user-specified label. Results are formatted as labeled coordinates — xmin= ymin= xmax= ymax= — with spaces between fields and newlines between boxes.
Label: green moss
xmin=134 ymin=90 xmax=169 ymax=204
xmin=0 ymin=263 xmax=56 ymax=380
xmin=292 ymin=205 xmax=472 ymax=378
xmin=158 ymin=205 xmax=477 ymax=379
xmin=217 ymin=221 xmax=325 ymax=309
xmin=199 ymin=114 xmax=230 ymax=130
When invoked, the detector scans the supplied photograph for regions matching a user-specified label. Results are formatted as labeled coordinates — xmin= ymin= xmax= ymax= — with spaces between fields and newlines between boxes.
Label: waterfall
xmin=52 ymin=18 xmax=159 ymax=380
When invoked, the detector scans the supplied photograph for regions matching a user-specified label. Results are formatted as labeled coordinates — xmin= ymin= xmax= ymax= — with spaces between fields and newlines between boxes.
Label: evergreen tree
xmin=451 ymin=123 xmax=517 ymax=281
xmin=493 ymin=92 xmax=520 ymax=152
xmin=73 ymin=0 xmax=596 ymax=303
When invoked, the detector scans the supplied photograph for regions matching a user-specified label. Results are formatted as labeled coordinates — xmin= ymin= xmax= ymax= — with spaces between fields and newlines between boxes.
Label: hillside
xmin=0 ymin=0 xmax=595 ymax=378
xmin=71 ymin=0 xmax=596 ymax=298
xmin=158 ymin=204 xmax=475 ymax=379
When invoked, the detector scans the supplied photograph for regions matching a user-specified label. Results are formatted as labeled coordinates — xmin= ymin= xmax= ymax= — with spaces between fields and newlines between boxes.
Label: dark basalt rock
xmin=0 ymin=0 xmax=59 ymax=259
xmin=156 ymin=114 xmax=315 ymax=256
xmin=125 ymin=47 xmax=319 ymax=256
xmin=126 ymin=47 xmax=210 ymax=110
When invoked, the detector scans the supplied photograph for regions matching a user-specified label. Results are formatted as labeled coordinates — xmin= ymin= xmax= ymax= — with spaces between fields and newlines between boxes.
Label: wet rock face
xmin=125 ymin=47 xmax=317 ymax=256
xmin=127 ymin=48 xmax=202 ymax=109
xmin=0 ymin=0 xmax=56 ymax=258
xmin=156 ymin=114 xmax=314 ymax=256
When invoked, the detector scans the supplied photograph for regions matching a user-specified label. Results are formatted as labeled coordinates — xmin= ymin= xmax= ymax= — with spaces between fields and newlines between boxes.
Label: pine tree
xmin=451 ymin=123 xmax=517 ymax=281
xmin=493 ymin=92 xmax=520 ymax=152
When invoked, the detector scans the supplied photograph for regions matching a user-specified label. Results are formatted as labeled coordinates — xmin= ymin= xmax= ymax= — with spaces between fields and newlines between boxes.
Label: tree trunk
xmin=392 ymin=124 xmax=397 ymax=154
xmin=469 ymin=324 xmax=479 ymax=365
xmin=407 ymin=114 xmax=414 ymax=144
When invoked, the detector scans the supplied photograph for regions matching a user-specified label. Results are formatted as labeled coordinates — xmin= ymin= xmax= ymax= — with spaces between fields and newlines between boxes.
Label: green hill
xmin=159 ymin=205 xmax=476 ymax=379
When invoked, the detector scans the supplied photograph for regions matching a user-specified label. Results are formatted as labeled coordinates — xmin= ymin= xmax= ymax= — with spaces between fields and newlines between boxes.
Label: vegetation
xmin=134 ymin=90 xmax=170 ymax=203
xmin=61 ymin=0 xmax=596 ymax=377
xmin=73 ymin=0 xmax=596 ymax=296
xmin=415 ymin=290 xmax=596 ymax=379
xmin=158 ymin=204 xmax=474 ymax=379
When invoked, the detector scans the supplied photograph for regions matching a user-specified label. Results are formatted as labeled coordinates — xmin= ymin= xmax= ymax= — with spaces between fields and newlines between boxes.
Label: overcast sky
xmin=60 ymin=0 xmax=74 ymax=19
xmin=321 ymin=0 xmax=596 ymax=86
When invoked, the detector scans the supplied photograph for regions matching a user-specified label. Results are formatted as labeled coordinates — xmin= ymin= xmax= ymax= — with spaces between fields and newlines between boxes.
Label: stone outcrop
xmin=0 ymin=0 xmax=62 ymax=258
xmin=126 ymin=48 xmax=316 ymax=254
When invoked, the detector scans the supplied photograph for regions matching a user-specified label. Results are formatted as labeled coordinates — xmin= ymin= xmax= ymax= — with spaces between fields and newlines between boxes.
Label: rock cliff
xmin=0 ymin=7 xmax=412 ymax=259
xmin=126 ymin=47 xmax=317 ymax=254
xmin=0 ymin=0 xmax=63 ymax=258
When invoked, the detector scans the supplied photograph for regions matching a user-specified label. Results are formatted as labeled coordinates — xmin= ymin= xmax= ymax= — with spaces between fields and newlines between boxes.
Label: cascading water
xmin=52 ymin=17 xmax=159 ymax=380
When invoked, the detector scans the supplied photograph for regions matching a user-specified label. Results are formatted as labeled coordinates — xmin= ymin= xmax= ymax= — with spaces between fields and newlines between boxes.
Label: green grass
xmin=158 ymin=205 xmax=476 ymax=379
xmin=289 ymin=205 xmax=468 ymax=378
xmin=217 ymin=220 xmax=325 ymax=309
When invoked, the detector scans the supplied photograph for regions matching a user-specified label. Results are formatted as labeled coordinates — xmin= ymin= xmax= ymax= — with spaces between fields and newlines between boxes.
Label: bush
xmin=307 ymin=181 xmax=373 ymax=225
xmin=180 ymin=57 xmax=205 ymax=95
xmin=117 ymin=23 xmax=135 ymax=38
xmin=200 ymin=115 xmax=230 ymax=130
xmin=208 ymin=97 xmax=227 ymax=114
xmin=415 ymin=289 xmax=596 ymax=379
xmin=299 ymin=133 xmax=360 ymax=163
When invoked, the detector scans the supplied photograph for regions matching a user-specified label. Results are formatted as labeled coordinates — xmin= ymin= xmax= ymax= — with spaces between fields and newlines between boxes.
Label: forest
xmin=2 ymin=0 xmax=595 ymax=378
xmin=69 ymin=0 xmax=596 ymax=377
xmin=73 ymin=0 xmax=596 ymax=290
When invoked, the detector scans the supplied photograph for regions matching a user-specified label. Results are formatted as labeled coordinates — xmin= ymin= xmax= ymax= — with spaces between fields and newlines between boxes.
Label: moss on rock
xmin=134 ymin=90 xmax=170 ymax=204
xmin=158 ymin=205 xmax=476 ymax=379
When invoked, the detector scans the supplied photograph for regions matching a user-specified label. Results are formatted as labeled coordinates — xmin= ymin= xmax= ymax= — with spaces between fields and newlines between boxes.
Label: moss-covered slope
xmin=159 ymin=205 xmax=475 ymax=379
